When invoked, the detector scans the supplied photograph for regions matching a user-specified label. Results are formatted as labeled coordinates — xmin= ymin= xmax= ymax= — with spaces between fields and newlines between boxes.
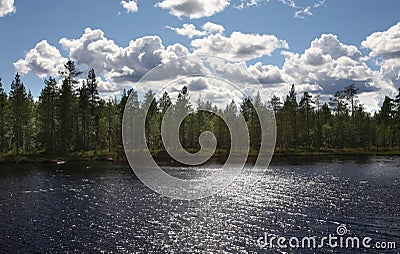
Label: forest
xmin=1 ymin=60 xmax=400 ymax=162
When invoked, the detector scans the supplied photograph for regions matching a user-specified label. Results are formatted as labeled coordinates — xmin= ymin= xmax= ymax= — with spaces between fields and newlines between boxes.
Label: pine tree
xmin=394 ymin=88 xmax=400 ymax=148
xmin=175 ymin=86 xmax=191 ymax=149
xmin=330 ymin=91 xmax=347 ymax=149
xmin=78 ymin=80 xmax=89 ymax=150
xmin=0 ymin=78 xmax=7 ymax=153
xmin=105 ymin=99 xmax=117 ymax=153
xmin=269 ymin=95 xmax=283 ymax=149
xmin=87 ymin=69 xmax=100 ymax=149
xmin=314 ymin=95 xmax=322 ymax=148
xmin=59 ymin=61 xmax=82 ymax=152
xmin=344 ymin=83 xmax=359 ymax=147
xmin=344 ymin=83 xmax=359 ymax=122
xmin=24 ymin=91 xmax=35 ymax=153
xmin=377 ymin=96 xmax=394 ymax=148
xmin=299 ymin=92 xmax=314 ymax=148
xmin=38 ymin=77 xmax=58 ymax=153
xmin=9 ymin=73 xmax=29 ymax=155
xmin=281 ymin=85 xmax=298 ymax=148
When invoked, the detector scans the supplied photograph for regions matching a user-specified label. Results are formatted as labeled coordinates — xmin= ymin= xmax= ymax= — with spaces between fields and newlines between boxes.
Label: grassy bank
xmin=0 ymin=150 xmax=122 ymax=164
xmin=0 ymin=147 xmax=399 ymax=164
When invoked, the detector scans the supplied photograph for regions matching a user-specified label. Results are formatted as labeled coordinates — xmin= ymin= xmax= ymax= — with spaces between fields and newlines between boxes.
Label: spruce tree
xmin=9 ymin=73 xmax=29 ymax=155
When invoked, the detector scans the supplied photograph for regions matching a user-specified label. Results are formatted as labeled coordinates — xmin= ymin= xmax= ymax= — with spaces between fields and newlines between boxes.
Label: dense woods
xmin=1 ymin=61 xmax=400 ymax=161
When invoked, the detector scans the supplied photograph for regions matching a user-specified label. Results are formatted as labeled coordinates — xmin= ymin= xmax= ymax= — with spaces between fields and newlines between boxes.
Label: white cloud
xmin=155 ymin=0 xmax=229 ymax=19
xmin=248 ymin=33 xmax=397 ymax=112
xmin=280 ymin=34 xmax=382 ymax=93
xmin=279 ymin=0 xmax=326 ymax=19
xmin=154 ymin=0 xmax=325 ymax=19
xmin=13 ymin=40 xmax=67 ymax=78
xmin=59 ymin=28 xmax=167 ymax=84
xmin=295 ymin=6 xmax=312 ymax=18
xmin=362 ymin=22 xmax=400 ymax=88
xmin=233 ymin=0 xmax=265 ymax=10
xmin=167 ymin=22 xmax=225 ymax=38
xmin=121 ymin=0 xmax=138 ymax=13
xmin=14 ymin=24 xmax=400 ymax=113
xmin=248 ymin=62 xmax=285 ymax=84
xmin=0 ymin=0 xmax=16 ymax=17
xmin=166 ymin=24 xmax=206 ymax=38
xmin=160 ymin=43 xmax=191 ymax=62
xmin=186 ymin=77 xmax=209 ymax=91
xmin=191 ymin=32 xmax=288 ymax=61
xmin=202 ymin=22 xmax=225 ymax=35
xmin=14 ymin=28 xmax=210 ymax=94
xmin=362 ymin=22 xmax=400 ymax=59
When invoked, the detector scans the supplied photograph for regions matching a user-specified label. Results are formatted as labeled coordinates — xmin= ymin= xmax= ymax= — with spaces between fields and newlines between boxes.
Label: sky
xmin=0 ymin=0 xmax=400 ymax=112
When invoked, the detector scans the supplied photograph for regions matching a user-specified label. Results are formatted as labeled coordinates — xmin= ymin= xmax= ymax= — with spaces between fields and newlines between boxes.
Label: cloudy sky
xmin=0 ymin=0 xmax=400 ymax=112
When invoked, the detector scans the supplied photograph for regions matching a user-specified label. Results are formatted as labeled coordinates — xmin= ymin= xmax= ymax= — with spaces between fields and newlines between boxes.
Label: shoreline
xmin=0 ymin=149 xmax=399 ymax=165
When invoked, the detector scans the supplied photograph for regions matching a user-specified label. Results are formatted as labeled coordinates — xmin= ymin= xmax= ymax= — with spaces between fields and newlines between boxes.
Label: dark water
xmin=0 ymin=157 xmax=399 ymax=253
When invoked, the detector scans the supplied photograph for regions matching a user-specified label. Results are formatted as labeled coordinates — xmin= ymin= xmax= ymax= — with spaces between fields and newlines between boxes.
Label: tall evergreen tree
xmin=282 ymin=85 xmax=298 ymax=148
xmin=0 ymin=78 xmax=7 ymax=153
xmin=269 ymin=95 xmax=283 ymax=149
xmin=78 ymin=80 xmax=90 ymax=150
xmin=344 ymin=83 xmax=359 ymax=147
xmin=175 ymin=86 xmax=191 ymax=149
xmin=24 ymin=91 xmax=35 ymax=153
xmin=344 ymin=83 xmax=359 ymax=122
xmin=59 ymin=61 xmax=82 ymax=152
xmin=377 ymin=96 xmax=394 ymax=147
xmin=9 ymin=73 xmax=29 ymax=155
xmin=299 ymin=92 xmax=314 ymax=148
xmin=87 ymin=69 xmax=100 ymax=148
xmin=314 ymin=95 xmax=322 ymax=148
xmin=330 ymin=90 xmax=347 ymax=149
xmin=394 ymin=88 xmax=400 ymax=147
xmin=38 ymin=77 xmax=58 ymax=153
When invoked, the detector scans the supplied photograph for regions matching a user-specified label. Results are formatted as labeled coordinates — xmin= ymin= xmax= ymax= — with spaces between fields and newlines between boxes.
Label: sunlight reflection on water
xmin=0 ymin=157 xmax=399 ymax=253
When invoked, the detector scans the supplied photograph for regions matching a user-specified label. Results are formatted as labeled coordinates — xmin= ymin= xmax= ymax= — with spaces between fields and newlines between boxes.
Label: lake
xmin=0 ymin=156 xmax=399 ymax=253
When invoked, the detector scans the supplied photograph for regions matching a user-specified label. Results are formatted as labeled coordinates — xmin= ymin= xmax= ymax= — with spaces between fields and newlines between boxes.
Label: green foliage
xmin=1 ymin=67 xmax=400 ymax=161
xmin=8 ymin=73 xmax=30 ymax=155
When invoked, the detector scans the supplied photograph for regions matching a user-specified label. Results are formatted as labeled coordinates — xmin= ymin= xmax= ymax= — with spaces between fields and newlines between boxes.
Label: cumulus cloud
xmin=248 ymin=62 xmax=285 ymax=85
xmin=13 ymin=40 xmax=67 ymax=78
xmin=167 ymin=22 xmax=225 ymax=38
xmin=166 ymin=24 xmax=206 ymax=38
xmin=160 ymin=43 xmax=190 ymax=61
xmin=0 ymin=0 xmax=16 ymax=17
xmin=283 ymin=36 xmax=384 ymax=94
xmin=191 ymin=32 xmax=288 ymax=61
xmin=362 ymin=22 xmax=400 ymax=88
xmin=202 ymin=22 xmax=225 ymax=35
xmin=248 ymin=33 xmax=397 ymax=112
xmin=14 ymin=24 xmax=400 ymax=112
xmin=14 ymin=28 xmax=211 ymax=94
xmin=362 ymin=22 xmax=400 ymax=59
xmin=186 ymin=77 xmax=209 ymax=91
xmin=155 ymin=0 xmax=229 ymax=19
xmin=154 ymin=0 xmax=326 ymax=19
xmin=121 ymin=0 xmax=138 ymax=13
xmin=59 ymin=28 xmax=166 ymax=84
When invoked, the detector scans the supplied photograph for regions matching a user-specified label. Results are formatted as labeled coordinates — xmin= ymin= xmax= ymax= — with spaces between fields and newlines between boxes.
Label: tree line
xmin=0 ymin=60 xmax=400 ymax=160
xmin=271 ymin=84 xmax=400 ymax=152
xmin=0 ymin=61 xmax=122 ymax=157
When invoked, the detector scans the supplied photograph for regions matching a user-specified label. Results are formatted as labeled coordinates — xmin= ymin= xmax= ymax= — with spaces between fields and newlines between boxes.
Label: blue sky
xmin=1 ymin=0 xmax=400 ymax=111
